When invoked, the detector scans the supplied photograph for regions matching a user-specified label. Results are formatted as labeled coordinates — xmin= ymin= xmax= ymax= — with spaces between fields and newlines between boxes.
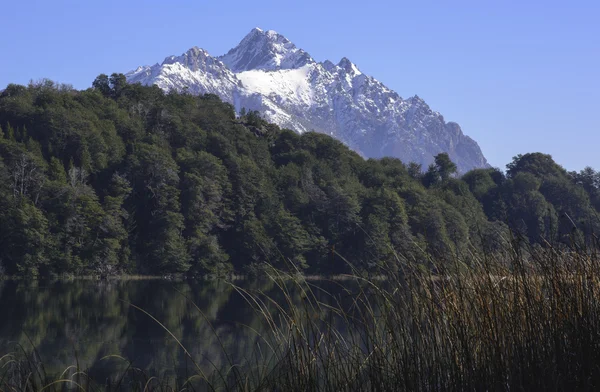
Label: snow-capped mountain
xmin=126 ymin=27 xmax=488 ymax=172
xmin=219 ymin=28 xmax=315 ymax=72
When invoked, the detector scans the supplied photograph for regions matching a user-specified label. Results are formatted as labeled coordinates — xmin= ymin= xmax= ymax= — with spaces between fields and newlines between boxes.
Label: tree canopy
xmin=0 ymin=76 xmax=598 ymax=277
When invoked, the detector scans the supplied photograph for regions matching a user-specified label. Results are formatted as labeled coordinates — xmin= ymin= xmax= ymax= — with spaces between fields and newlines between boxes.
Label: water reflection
xmin=0 ymin=278 xmax=357 ymax=386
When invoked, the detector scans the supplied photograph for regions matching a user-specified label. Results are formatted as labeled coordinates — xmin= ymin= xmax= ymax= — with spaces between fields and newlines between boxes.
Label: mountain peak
xmin=218 ymin=28 xmax=315 ymax=72
xmin=338 ymin=57 xmax=361 ymax=75
xmin=157 ymin=46 xmax=225 ymax=74
xmin=322 ymin=60 xmax=336 ymax=71
xmin=126 ymin=29 xmax=489 ymax=172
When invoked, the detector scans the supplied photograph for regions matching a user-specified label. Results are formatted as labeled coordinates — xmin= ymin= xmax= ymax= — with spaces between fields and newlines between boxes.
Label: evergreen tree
xmin=5 ymin=123 xmax=15 ymax=141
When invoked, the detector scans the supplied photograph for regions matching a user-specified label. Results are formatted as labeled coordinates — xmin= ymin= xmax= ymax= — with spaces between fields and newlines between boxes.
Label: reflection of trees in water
xmin=0 ymin=280 xmax=131 ymax=380
xmin=0 ymin=279 xmax=358 ymax=385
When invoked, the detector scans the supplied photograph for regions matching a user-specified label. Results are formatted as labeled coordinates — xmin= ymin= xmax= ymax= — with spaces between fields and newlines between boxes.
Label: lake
xmin=0 ymin=278 xmax=362 ymax=388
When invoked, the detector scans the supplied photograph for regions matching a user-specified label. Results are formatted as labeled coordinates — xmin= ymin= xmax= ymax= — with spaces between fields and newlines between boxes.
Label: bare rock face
xmin=126 ymin=28 xmax=489 ymax=172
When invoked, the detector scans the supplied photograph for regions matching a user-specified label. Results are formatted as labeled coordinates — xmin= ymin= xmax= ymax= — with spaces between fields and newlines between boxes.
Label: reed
xmin=4 ymin=236 xmax=600 ymax=391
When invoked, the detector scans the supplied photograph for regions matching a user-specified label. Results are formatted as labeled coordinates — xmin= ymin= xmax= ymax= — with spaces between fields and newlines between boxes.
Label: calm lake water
xmin=0 ymin=278 xmax=360 ymax=386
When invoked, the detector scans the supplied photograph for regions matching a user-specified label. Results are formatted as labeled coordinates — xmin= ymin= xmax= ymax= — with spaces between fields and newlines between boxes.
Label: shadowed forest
xmin=1 ymin=74 xmax=599 ymax=277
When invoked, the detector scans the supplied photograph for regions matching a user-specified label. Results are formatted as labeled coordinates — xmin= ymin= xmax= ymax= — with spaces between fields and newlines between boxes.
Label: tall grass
xmin=4 ymin=236 xmax=600 ymax=391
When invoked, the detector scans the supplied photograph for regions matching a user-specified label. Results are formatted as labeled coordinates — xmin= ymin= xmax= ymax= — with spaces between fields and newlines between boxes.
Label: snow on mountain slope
xmin=126 ymin=47 xmax=240 ymax=102
xmin=219 ymin=27 xmax=315 ymax=72
xmin=125 ymin=28 xmax=489 ymax=172
xmin=237 ymin=65 xmax=315 ymax=107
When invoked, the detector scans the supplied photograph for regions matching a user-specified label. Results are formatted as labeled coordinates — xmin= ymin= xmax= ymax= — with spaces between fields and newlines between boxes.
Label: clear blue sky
xmin=1 ymin=0 xmax=598 ymax=172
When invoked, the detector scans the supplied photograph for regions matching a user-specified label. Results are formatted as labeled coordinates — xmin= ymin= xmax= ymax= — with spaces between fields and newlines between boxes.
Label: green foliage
xmin=407 ymin=161 xmax=423 ymax=180
xmin=422 ymin=153 xmax=458 ymax=187
xmin=435 ymin=152 xmax=458 ymax=182
xmin=0 ymin=77 xmax=598 ymax=276
xmin=5 ymin=122 xmax=15 ymax=141
xmin=506 ymin=153 xmax=567 ymax=179
xmin=462 ymin=168 xmax=498 ymax=199
xmin=0 ymin=200 xmax=49 ymax=276
xmin=92 ymin=73 xmax=111 ymax=96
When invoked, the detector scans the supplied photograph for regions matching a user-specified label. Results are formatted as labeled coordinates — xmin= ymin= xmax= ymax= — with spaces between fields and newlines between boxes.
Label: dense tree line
xmin=0 ymin=75 xmax=598 ymax=277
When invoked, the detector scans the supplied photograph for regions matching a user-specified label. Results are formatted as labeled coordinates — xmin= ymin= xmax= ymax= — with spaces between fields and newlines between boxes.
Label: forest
xmin=0 ymin=74 xmax=599 ymax=277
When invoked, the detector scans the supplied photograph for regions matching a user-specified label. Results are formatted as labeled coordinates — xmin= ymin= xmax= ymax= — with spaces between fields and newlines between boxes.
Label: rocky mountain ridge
xmin=126 ymin=27 xmax=489 ymax=172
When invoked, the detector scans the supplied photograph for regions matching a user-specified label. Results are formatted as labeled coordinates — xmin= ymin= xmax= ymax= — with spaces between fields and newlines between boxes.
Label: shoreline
xmin=0 ymin=273 xmax=387 ymax=282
